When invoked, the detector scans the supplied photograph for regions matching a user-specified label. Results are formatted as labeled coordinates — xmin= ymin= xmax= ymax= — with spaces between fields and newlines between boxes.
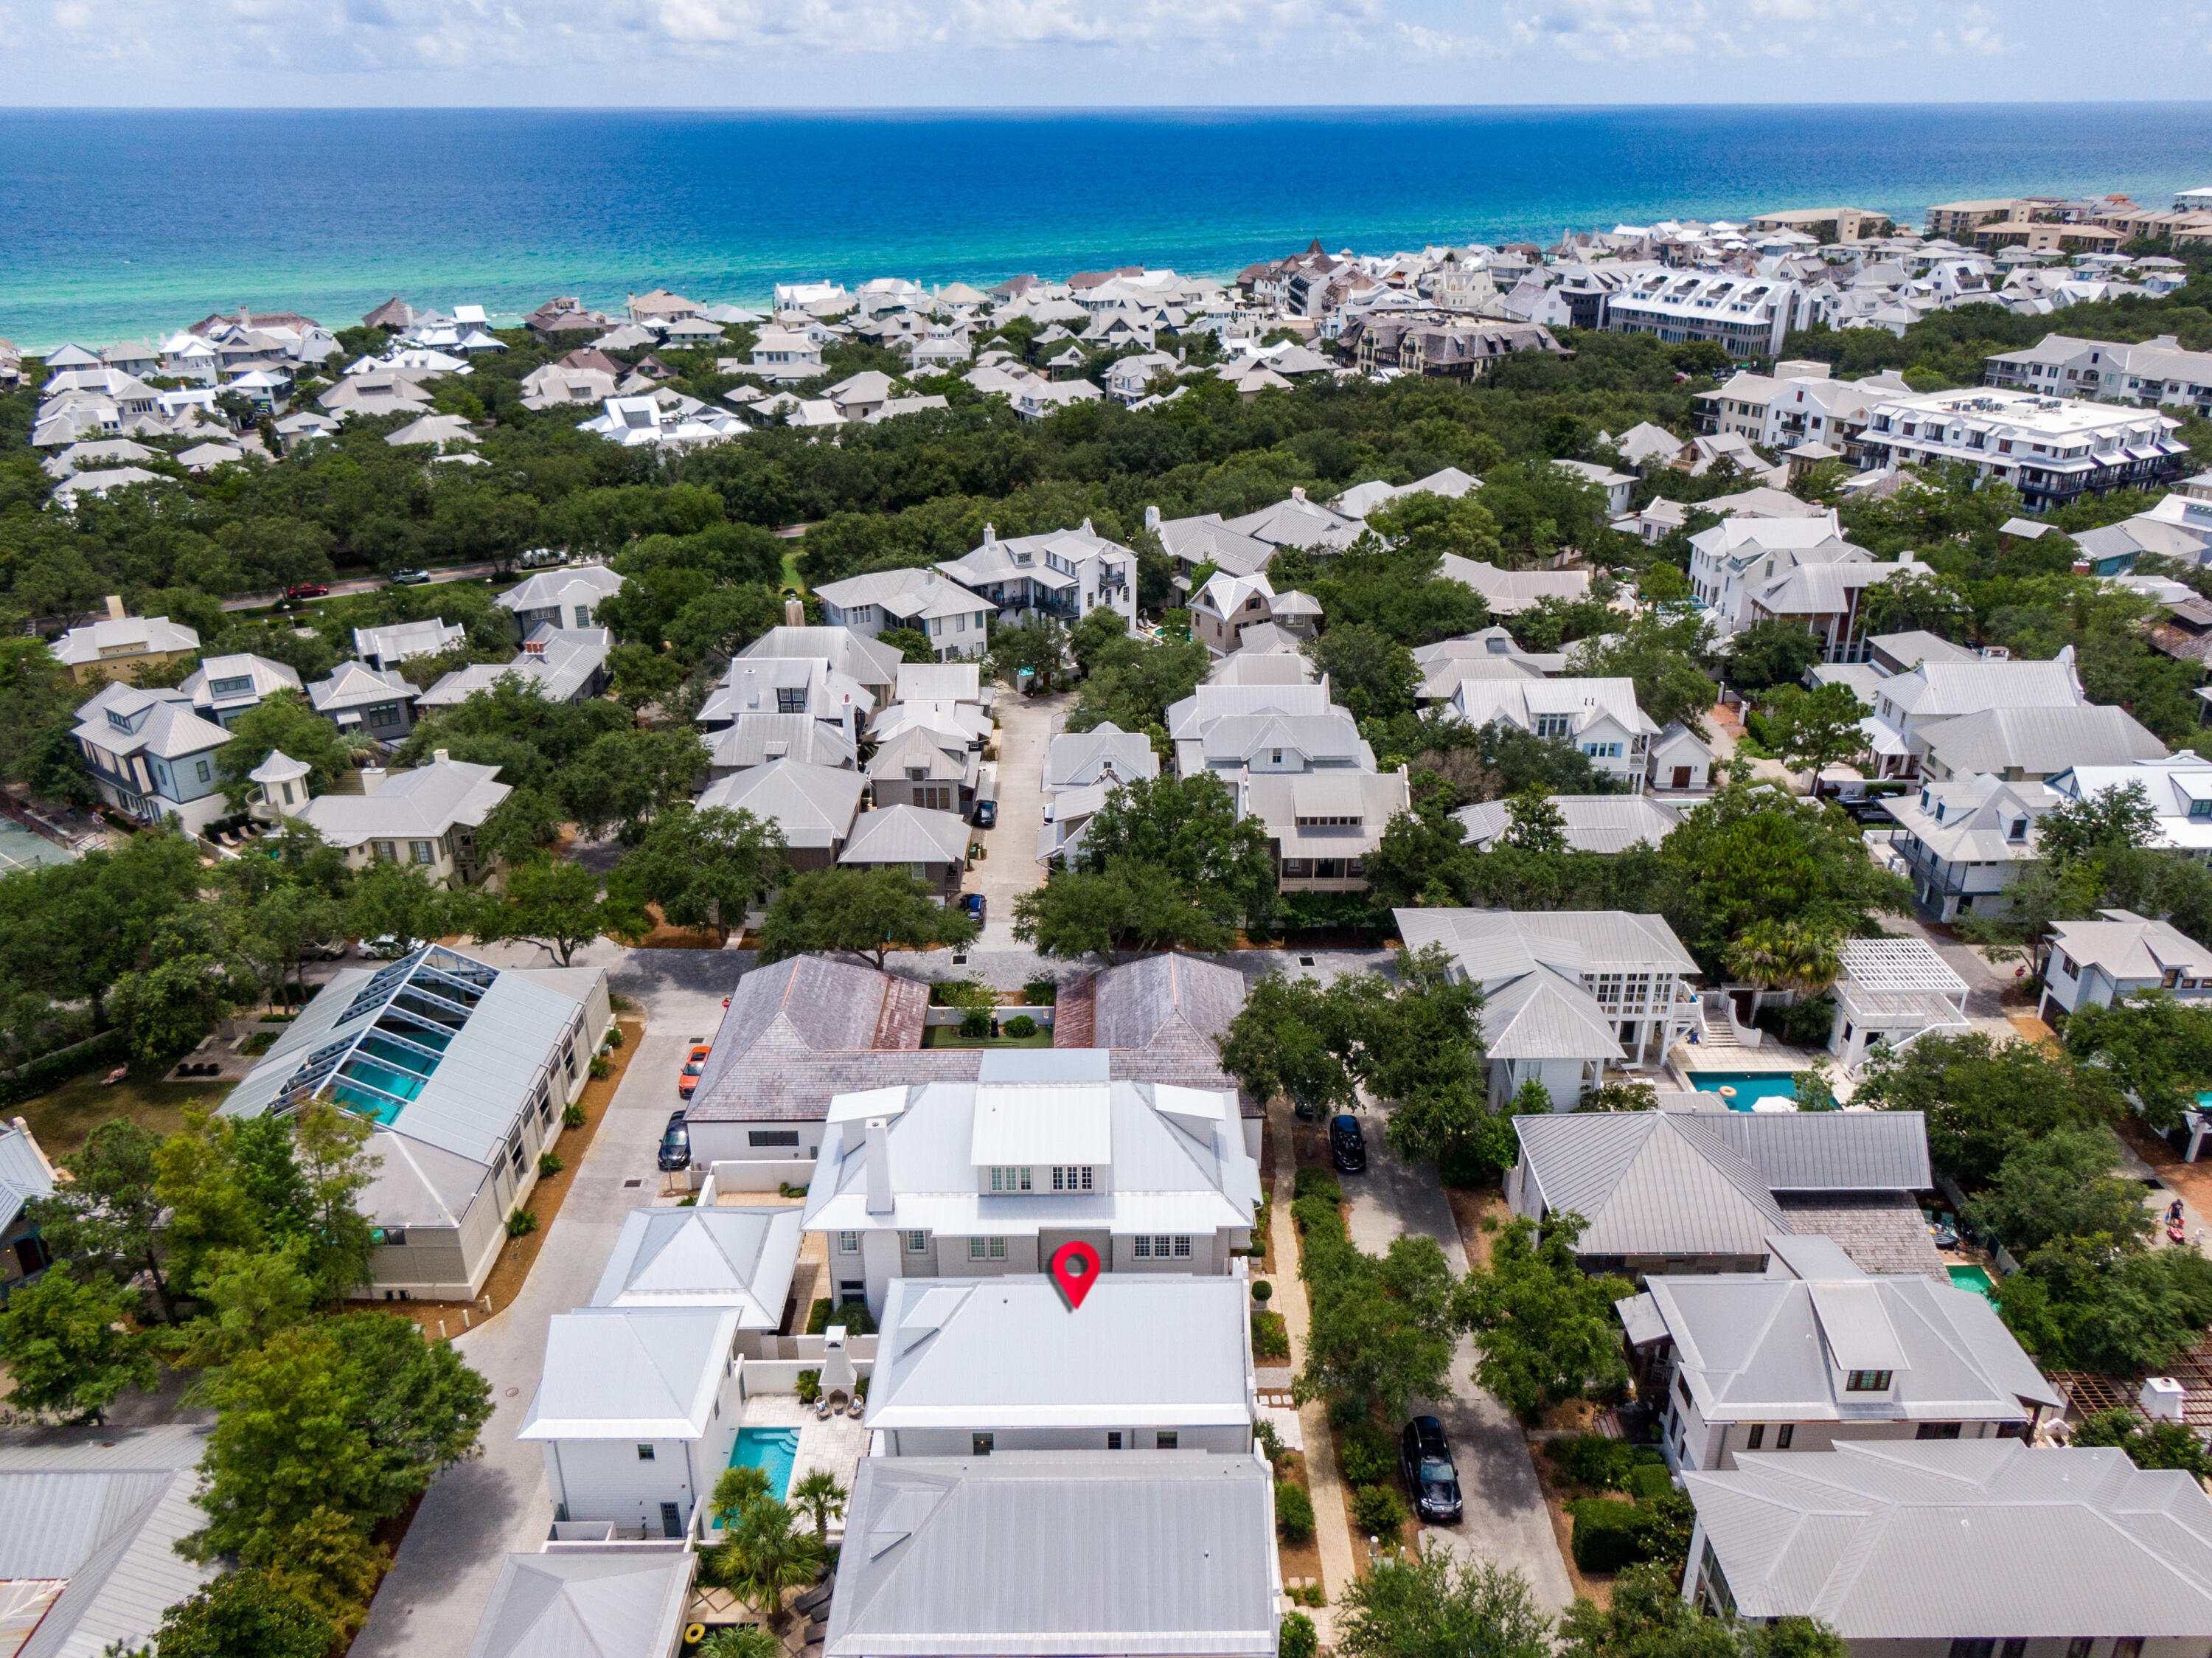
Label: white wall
xmin=886 ymin=1423 xmax=1249 ymax=1455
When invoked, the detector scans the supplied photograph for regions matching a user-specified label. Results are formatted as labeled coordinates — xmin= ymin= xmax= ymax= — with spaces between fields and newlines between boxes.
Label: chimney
xmin=1079 ymin=517 xmax=1094 ymax=535
xmin=103 ymin=594 xmax=126 ymax=621
xmin=1144 ymin=504 xmax=1161 ymax=532
xmin=433 ymin=747 xmax=451 ymax=765
xmin=783 ymin=594 xmax=804 ymax=626
xmin=981 ymin=523 xmax=997 ymax=546
xmin=1291 ymin=485 xmax=1307 ymax=502
xmin=744 ymin=669 xmax=760 ymax=710
xmin=359 ymin=766 xmax=386 ymax=796
xmin=864 ymin=1117 xmax=894 ymax=1215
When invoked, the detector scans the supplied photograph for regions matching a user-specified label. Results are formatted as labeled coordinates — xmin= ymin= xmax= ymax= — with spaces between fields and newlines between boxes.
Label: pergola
xmin=1829 ymin=937 xmax=1970 ymax=1074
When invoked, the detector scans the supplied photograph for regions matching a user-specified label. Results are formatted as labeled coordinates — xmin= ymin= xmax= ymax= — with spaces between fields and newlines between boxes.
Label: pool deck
xmin=738 ymin=1392 xmax=869 ymax=1536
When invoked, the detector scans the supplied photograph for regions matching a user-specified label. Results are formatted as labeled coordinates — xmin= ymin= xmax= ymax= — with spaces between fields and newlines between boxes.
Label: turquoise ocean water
xmin=2 ymin=105 xmax=2209 ymax=348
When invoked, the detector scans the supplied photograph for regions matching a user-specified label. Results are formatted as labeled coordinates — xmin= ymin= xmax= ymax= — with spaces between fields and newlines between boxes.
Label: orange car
xmin=678 ymin=1044 xmax=712 ymax=1100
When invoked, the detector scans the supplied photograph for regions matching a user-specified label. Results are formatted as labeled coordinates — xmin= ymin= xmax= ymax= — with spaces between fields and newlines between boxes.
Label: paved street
xmin=1341 ymin=1109 xmax=1577 ymax=1613
xmin=351 ymin=946 xmax=740 ymax=1658
xmin=217 ymin=561 xmax=500 ymax=612
xmin=966 ymin=688 xmax=1065 ymax=948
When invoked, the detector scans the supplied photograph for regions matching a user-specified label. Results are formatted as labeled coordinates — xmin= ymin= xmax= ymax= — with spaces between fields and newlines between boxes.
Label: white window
xmin=1050 ymin=1165 xmax=1093 ymax=1192
xmin=968 ymin=1236 xmax=1006 ymax=1260
xmin=409 ymin=840 xmax=435 ymax=864
xmin=372 ymin=840 xmax=397 ymax=862
xmin=195 ymin=759 xmax=212 ymax=783
xmin=1172 ymin=1235 xmax=1192 ymax=1258
xmin=837 ymin=1230 xmax=860 ymax=1254
xmin=1132 ymin=1235 xmax=1151 ymax=1258
xmin=904 ymin=1230 xmax=928 ymax=1254
xmin=988 ymin=1165 xmax=1032 ymax=1192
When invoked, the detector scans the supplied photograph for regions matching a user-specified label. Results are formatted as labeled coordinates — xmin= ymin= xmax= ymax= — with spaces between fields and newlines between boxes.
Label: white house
xmin=1555 ymin=458 xmax=1636 ymax=516
xmin=284 ymin=751 xmax=512 ymax=887
xmin=1884 ymin=771 xmax=2058 ymax=921
xmin=1242 ymin=768 xmax=1411 ymax=895
xmin=1623 ymin=1234 xmax=2056 ymax=1477
xmin=866 ymin=1274 xmax=1255 ymax=1456
xmin=800 ymin=1048 xmax=1260 ymax=1318
xmin=1395 ymin=907 xmax=1700 ymax=1095
xmin=1855 ymin=386 xmax=2188 ymax=513
xmin=520 ymin=1306 xmax=745 ymax=1537
xmin=2045 ymin=753 xmax=2212 ymax=853
xmin=936 ymin=522 xmax=1137 ymax=631
xmin=465 ymin=1549 xmax=695 ymax=1658
xmin=1449 ymin=677 xmax=1660 ymax=791
xmin=177 ymin=653 xmax=302 ymax=729
xmin=588 ymin=1205 xmax=802 ymax=1331
xmin=355 ymin=617 xmax=465 ymax=670
xmin=1682 ymin=1440 xmax=2212 ymax=1658
xmin=1455 ymin=794 xmax=1681 ymax=853
xmin=2040 ymin=908 xmax=2212 ymax=1024
xmin=1435 ymin=554 xmax=1593 ymax=617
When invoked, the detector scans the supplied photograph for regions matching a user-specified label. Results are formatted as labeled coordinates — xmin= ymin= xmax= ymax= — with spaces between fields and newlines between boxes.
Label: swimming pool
xmin=1689 ymin=1071 xmax=1804 ymax=1110
xmin=730 ymin=1426 xmax=799 ymax=1499
xmin=1948 ymin=1264 xmax=1999 ymax=1305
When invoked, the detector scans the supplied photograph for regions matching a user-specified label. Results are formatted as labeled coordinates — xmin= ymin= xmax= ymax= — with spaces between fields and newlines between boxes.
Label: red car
xmin=284 ymin=582 xmax=330 ymax=600
xmin=678 ymin=1044 xmax=712 ymax=1100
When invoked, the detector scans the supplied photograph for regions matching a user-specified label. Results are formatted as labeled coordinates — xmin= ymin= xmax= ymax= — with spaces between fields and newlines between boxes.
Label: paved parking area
xmin=1341 ymin=1110 xmax=1576 ymax=1612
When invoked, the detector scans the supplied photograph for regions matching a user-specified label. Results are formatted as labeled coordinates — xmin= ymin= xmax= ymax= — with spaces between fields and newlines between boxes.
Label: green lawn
xmin=921 ymin=1026 xmax=1054 ymax=1050
xmin=14 ymin=1074 xmax=228 ymax=1158
xmin=780 ymin=550 xmax=806 ymax=594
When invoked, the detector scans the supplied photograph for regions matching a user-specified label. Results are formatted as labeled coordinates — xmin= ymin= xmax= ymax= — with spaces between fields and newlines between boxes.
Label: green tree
xmin=1570 ymin=611 xmax=1716 ymax=733
xmin=698 ymin=1627 xmax=785 ymax=1658
xmin=479 ymin=856 xmax=614 ymax=965
xmin=1075 ymin=773 xmax=1279 ymax=932
xmin=560 ymin=726 xmax=712 ymax=843
xmin=1501 ymin=785 xmax=1567 ymax=854
xmin=188 ymin=1311 xmax=493 ymax=1560
xmin=1071 ymin=606 xmax=1130 ymax=676
xmin=214 ymin=690 xmax=354 ymax=811
xmin=148 ymin=1567 xmax=335 ymax=1658
xmin=108 ymin=951 xmax=241 ymax=1069
xmin=1962 ymin=1126 xmax=2152 ymax=1255
xmin=1722 ymin=920 xmax=1841 ymax=995
xmin=713 ymin=1497 xmax=823 ymax=1626
xmin=712 ymin=1463 xmax=774 ymax=1528
xmin=1559 ymin=1562 xmax=1846 ymax=1658
xmin=291 ymin=1099 xmax=380 ymax=1300
xmin=1296 ymin=1229 xmax=1459 ymax=1419
xmin=987 ymin=620 xmax=1069 ymax=691
xmin=241 ymin=1506 xmax=392 ymax=1645
xmin=1307 ymin=622 xmax=1419 ymax=719
xmin=344 ymin=860 xmax=455 ymax=953
xmin=755 ymin=866 xmax=979 ymax=969
xmin=1856 ymin=1031 xmax=2124 ymax=1186
xmin=1722 ymin=619 xmax=1828 ymax=693
xmin=1066 ymin=631 xmax=1210 ymax=737
xmin=790 ymin=1468 xmax=849 ymax=1541
xmin=1335 ymin=1550 xmax=1552 ymax=1658
xmin=607 ymin=642 xmax=687 ymax=712
xmin=1458 ymin=1213 xmax=1631 ymax=1421
xmin=1994 ymin=1235 xmax=2212 ymax=1376
xmin=170 ymin=1238 xmax=322 ymax=1373
xmin=607 ymin=805 xmax=787 ymax=943
xmin=1218 ymin=971 xmax=1362 ymax=1116
xmin=2039 ymin=779 xmax=2161 ymax=866
xmin=2062 ymin=991 xmax=2212 ymax=1132
xmin=1745 ymin=684 xmax=1869 ymax=788
xmin=1013 ymin=859 xmax=1236 ymax=962
xmin=27 ymin=1118 xmax=184 ymax=1323
xmin=2071 ymin=1407 xmax=2212 ymax=1477
xmin=877 ymin=625 xmax=941 ymax=664
xmin=0 ymin=1272 xmax=156 ymax=1423
xmin=1360 ymin=946 xmax=1489 ymax=1167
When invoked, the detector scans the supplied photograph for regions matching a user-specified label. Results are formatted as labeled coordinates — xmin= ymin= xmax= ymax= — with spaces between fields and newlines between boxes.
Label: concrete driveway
xmin=1341 ymin=1109 xmax=1576 ymax=1612
xmin=350 ymin=945 xmax=742 ymax=1658
xmin=966 ymin=689 xmax=1065 ymax=949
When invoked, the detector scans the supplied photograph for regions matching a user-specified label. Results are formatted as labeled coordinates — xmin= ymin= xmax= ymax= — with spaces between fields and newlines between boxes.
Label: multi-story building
xmin=1983 ymin=333 xmax=2212 ymax=422
xmin=814 ymin=566 xmax=995 ymax=662
xmin=1884 ymin=773 xmax=2058 ymax=922
xmin=1447 ymin=677 xmax=1661 ymax=791
xmin=283 ymin=750 xmax=512 ymax=888
xmin=1603 ymin=272 xmax=1817 ymax=359
xmin=2038 ymin=907 xmax=2212 ymax=1024
xmin=69 ymin=682 xmax=232 ymax=834
xmin=49 ymin=596 xmax=200 ymax=685
xmin=1852 ymin=387 xmax=2188 ymax=512
xmin=936 ymin=522 xmax=1136 ymax=631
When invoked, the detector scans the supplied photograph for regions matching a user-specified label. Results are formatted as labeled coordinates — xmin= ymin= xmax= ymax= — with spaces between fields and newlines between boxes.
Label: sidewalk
xmin=1270 ymin=1101 xmax=1354 ymax=1648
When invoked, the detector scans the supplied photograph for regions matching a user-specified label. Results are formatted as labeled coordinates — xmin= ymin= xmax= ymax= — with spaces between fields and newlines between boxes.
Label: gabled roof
xmin=869 ymin=1275 xmax=1251 ymax=1431
xmin=1510 ymin=1110 xmax=1934 ymax=1258
xmin=1434 ymin=554 xmax=1593 ymax=614
xmin=519 ymin=1307 xmax=740 ymax=1440
xmin=698 ymin=757 xmax=865 ymax=850
xmin=588 ymin=1206 xmax=801 ymax=1327
xmin=71 ymin=682 xmax=231 ymax=762
xmin=741 ymin=626 xmax=902 ymax=688
xmin=495 ymin=563 xmax=625 ymax=614
xmin=1684 ymin=1442 xmax=2212 ymax=1640
xmin=465 ymin=1549 xmax=694 ymax=1658
xmin=1043 ymin=722 xmax=1159 ymax=793
xmin=0 ymin=1122 xmax=55 ymax=1235
xmin=825 ymin=1453 xmax=1277 ymax=1658
xmin=2048 ymin=906 xmax=2212 ymax=982
xmin=1915 ymin=704 xmax=2168 ymax=777
xmin=178 ymin=652 xmax=300 ymax=710
xmin=308 ymin=661 xmax=416 ymax=714
xmin=707 ymin=712 xmax=858 ymax=772
xmin=1455 ymin=794 xmax=1680 ymax=854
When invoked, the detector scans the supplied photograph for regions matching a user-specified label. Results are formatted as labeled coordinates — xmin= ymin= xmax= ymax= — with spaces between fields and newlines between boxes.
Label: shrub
xmin=605 ymin=1024 xmax=625 ymax=1048
xmin=930 ymin=977 xmax=998 ymax=1009
xmin=1255 ymin=1419 xmax=1287 ymax=1467
xmin=1293 ymin=1168 xmax=1342 ymax=1204
xmin=1023 ymin=978 xmax=1059 ymax=1005
xmin=1252 ymin=1280 xmax=1273 ymax=1305
xmin=1003 ymin=1014 xmax=1037 ymax=1038
xmin=1755 ymin=995 xmax=1837 ymax=1048
xmin=1547 ymin=1433 xmax=1638 ymax=1491
xmin=1352 ymin=1483 xmax=1408 ymax=1540
xmin=588 ymin=1054 xmax=611 ymax=1080
xmin=1328 ymin=1396 xmax=1369 ymax=1431
xmin=1275 ymin=1481 xmax=1315 ymax=1542
xmin=1340 ymin=1423 xmax=1396 ymax=1486
xmin=563 ymin=1103 xmax=585 ymax=1130
xmin=506 ymin=1209 xmax=538 ymax=1238
xmin=537 ymin=1151 xmax=563 ymax=1178
xmin=1251 ymin=1311 xmax=1290 ymax=1361
xmin=1568 ymin=1499 xmax=1649 ymax=1573
xmin=796 ymin=1369 xmax=821 ymax=1404
xmin=959 ymin=1007 xmax=992 ymax=1040
xmin=813 ymin=1299 xmax=876 ymax=1336
xmin=1627 ymin=1463 xmax=1676 ymax=1502
xmin=806 ymin=1298 xmax=834 ymax=1334
xmin=1281 ymin=1612 xmax=1318 ymax=1658
xmin=1290 ymin=1195 xmax=1343 ymax=1241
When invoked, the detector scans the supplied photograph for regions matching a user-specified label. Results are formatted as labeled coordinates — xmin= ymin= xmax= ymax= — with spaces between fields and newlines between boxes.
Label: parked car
xmin=677 ymin=1044 xmax=712 ymax=1100
xmin=963 ymin=893 xmax=987 ymax=926
xmin=1840 ymin=798 xmax=1898 ymax=828
xmin=283 ymin=581 xmax=330 ymax=601
xmin=302 ymin=937 xmax=348 ymax=961
xmin=355 ymin=934 xmax=414 ymax=959
xmin=517 ymin=547 xmax=568 ymax=569
xmin=972 ymin=799 xmax=998 ymax=830
xmin=1330 ymin=1114 xmax=1367 ymax=1173
xmin=389 ymin=568 xmax=433 ymax=586
xmin=1399 ymin=1417 xmax=1463 ymax=1524
xmin=657 ymin=1109 xmax=692 ymax=1172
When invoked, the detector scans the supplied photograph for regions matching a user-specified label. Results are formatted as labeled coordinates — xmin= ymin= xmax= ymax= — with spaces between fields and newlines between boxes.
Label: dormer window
xmin=2007 ymin=817 xmax=2028 ymax=842
xmin=1049 ymin=1165 xmax=1093 ymax=1192
xmin=987 ymin=1165 xmax=1032 ymax=1193
xmin=2191 ymin=800 xmax=2211 ymax=820
xmin=1845 ymin=1370 xmax=1893 ymax=1392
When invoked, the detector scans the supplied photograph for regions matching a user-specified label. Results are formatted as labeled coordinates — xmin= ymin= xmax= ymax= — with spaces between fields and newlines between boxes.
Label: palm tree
xmin=716 ymin=1498 xmax=822 ymax=1628
xmin=1725 ymin=920 xmax=1840 ymax=995
xmin=790 ymin=1468 xmax=849 ymax=1542
xmin=711 ymin=1464 xmax=772 ymax=1531
xmin=698 ymin=1626 xmax=782 ymax=1658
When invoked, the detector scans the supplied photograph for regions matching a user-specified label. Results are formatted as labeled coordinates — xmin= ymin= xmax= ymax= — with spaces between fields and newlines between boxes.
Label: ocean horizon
xmin=3 ymin=103 xmax=2209 ymax=349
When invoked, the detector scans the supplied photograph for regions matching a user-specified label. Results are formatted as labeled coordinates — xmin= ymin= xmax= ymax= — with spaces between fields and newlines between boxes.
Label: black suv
xmin=1330 ymin=1114 xmax=1367 ymax=1173
xmin=657 ymin=1109 xmax=691 ymax=1173
xmin=1400 ymin=1416 xmax=1464 ymax=1524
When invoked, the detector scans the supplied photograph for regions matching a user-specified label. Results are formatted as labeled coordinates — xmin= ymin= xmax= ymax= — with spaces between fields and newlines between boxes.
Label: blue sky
xmin=0 ymin=0 xmax=2205 ymax=105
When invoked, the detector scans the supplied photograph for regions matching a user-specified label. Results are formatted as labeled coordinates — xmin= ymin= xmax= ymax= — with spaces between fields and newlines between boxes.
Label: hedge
xmin=1293 ymin=1168 xmax=1342 ymax=1204
xmin=1568 ymin=1498 xmax=1652 ymax=1573
xmin=1339 ymin=1422 xmax=1395 ymax=1486
xmin=1275 ymin=1480 xmax=1315 ymax=1542
xmin=1627 ymin=1463 xmax=1677 ymax=1502
xmin=807 ymin=1297 xmax=878 ymax=1336
xmin=0 ymin=1028 xmax=131 ymax=1106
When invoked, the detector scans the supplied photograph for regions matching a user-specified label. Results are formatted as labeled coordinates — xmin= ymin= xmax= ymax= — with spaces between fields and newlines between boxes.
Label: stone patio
xmin=742 ymin=1392 xmax=871 ymax=1536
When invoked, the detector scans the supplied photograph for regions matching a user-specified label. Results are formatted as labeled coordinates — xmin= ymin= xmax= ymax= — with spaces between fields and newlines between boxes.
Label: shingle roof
xmin=826 ymin=1453 xmax=1277 ymax=1658
xmin=1684 ymin=1442 xmax=2212 ymax=1640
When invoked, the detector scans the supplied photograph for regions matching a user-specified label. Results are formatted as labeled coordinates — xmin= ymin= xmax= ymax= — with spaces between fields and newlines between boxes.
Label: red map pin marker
xmin=1048 ymin=1241 xmax=1101 ymax=1310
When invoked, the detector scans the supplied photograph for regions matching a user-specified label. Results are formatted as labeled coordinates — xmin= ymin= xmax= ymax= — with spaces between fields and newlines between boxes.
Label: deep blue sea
xmin=2 ymin=105 xmax=2210 ymax=348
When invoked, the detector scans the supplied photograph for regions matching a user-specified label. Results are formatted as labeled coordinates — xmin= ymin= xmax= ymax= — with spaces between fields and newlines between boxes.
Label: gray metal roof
xmin=1685 ymin=1441 xmax=2212 ymax=1640
xmin=826 ymin=1452 xmax=1277 ymax=1658
xmin=588 ymin=1206 xmax=802 ymax=1325
xmin=0 ymin=1123 xmax=56 ymax=1235
xmin=465 ymin=1548 xmax=693 ymax=1658
xmin=1455 ymin=794 xmax=1681 ymax=855
xmin=519 ymin=1307 xmax=740 ymax=1440
xmin=1916 ymin=704 xmax=2168 ymax=777
xmin=0 ymin=1425 xmax=220 ymax=1658
xmin=1512 ymin=1111 xmax=1933 ymax=1259
xmin=698 ymin=757 xmax=866 ymax=850
xmin=840 ymin=805 xmax=973 ymax=867
xmin=869 ymin=1275 xmax=1251 ymax=1432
